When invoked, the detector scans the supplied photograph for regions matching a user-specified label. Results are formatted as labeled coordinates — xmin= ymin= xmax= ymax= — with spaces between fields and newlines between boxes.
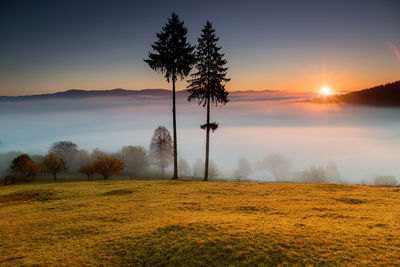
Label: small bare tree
xmin=92 ymin=151 xmax=125 ymax=180
xmin=117 ymin=146 xmax=149 ymax=176
xmin=209 ymin=160 xmax=219 ymax=180
xmin=233 ymin=157 xmax=252 ymax=180
xmin=41 ymin=153 xmax=66 ymax=181
xmin=78 ymin=163 xmax=96 ymax=181
xmin=193 ymin=158 xmax=204 ymax=178
xmin=150 ymin=126 xmax=173 ymax=176
xmin=178 ymin=158 xmax=192 ymax=177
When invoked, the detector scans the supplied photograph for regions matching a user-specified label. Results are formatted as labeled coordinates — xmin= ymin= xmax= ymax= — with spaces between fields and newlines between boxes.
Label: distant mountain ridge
xmin=0 ymin=88 xmax=307 ymax=102
xmin=0 ymin=88 xmax=172 ymax=101
xmin=3 ymin=81 xmax=400 ymax=106
xmin=339 ymin=81 xmax=400 ymax=107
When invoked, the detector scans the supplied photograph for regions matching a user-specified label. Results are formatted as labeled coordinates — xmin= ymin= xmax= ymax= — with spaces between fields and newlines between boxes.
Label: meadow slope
xmin=1 ymin=180 xmax=400 ymax=266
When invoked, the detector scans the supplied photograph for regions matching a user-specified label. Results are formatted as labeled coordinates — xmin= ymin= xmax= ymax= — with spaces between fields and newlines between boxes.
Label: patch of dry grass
xmin=0 ymin=189 xmax=60 ymax=203
xmin=0 ymin=180 xmax=399 ymax=266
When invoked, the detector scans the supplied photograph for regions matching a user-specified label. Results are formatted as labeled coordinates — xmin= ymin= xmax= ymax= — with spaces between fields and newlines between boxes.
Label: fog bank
xmin=1 ymin=93 xmax=400 ymax=184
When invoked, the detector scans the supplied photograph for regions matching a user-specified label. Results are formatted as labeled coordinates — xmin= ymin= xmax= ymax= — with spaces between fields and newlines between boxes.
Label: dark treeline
xmin=339 ymin=80 xmax=400 ymax=106
xmin=0 ymin=126 xmax=222 ymax=184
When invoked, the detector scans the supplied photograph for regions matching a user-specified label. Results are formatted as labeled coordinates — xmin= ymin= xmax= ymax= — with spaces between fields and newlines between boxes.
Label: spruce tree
xmin=145 ymin=13 xmax=196 ymax=180
xmin=187 ymin=21 xmax=230 ymax=181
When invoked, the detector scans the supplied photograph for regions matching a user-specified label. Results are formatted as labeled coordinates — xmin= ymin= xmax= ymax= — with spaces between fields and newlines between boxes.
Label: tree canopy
xmin=41 ymin=153 xmax=66 ymax=181
xmin=10 ymin=154 xmax=39 ymax=178
xmin=187 ymin=21 xmax=230 ymax=108
xmin=92 ymin=151 xmax=125 ymax=180
xmin=78 ymin=163 xmax=96 ymax=181
xmin=49 ymin=141 xmax=78 ymax=155
xmin=144 ymin=12 xmax=196 ymax=83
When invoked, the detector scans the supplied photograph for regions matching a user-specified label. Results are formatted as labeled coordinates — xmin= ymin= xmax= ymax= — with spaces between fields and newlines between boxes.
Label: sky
xmin=0 ymin=0 xmax=399 ymax=96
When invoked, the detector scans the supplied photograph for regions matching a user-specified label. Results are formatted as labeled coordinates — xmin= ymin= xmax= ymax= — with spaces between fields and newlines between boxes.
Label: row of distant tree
xmin=2 ymin=137 xmax=398 ymax=186
xmin=0 ymin=125 xmax=223 ymax=182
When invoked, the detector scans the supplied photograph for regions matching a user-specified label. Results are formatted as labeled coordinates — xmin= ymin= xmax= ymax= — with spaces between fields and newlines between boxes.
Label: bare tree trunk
xmin=204 ymin=94 xmax=211 ymax=181
xmin=171 ymin=74 xmax=178 ymax=180
xmin=53 ymin=172 xmax=56 ymax=181
xmin=161 ymin=149 xmax=164 ymax=177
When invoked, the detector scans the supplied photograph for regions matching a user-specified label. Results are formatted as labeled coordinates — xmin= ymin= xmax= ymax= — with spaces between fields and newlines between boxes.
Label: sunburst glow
xmin=320 ymin=86 xmax=332 ymax=96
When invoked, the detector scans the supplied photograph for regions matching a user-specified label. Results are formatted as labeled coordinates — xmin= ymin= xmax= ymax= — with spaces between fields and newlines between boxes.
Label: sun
xmin=320 ymin=86 xmax=332 ymax=96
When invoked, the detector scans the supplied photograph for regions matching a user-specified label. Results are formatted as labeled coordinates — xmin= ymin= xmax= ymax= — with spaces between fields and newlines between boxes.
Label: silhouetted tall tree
xmin=144 ymin=13 xmax=196 ymax=180
xmin=187 ymin=21 xmax=230 ymax=181
xmin=150 ymin=126 xmax=173 ymax=176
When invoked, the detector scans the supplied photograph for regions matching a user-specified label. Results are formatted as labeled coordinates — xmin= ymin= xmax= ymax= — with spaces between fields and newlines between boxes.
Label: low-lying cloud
xmin=1 ymin=93 xmax=400 ymax=184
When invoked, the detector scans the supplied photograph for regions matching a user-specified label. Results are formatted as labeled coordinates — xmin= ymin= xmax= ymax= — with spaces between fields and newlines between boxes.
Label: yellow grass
xmin=1 ymin=180 xmax=400 ymax=266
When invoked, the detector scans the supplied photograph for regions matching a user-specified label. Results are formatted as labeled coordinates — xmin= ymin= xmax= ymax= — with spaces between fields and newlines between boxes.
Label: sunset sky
xmin=1 ymin=0 xmax=399 ymax=96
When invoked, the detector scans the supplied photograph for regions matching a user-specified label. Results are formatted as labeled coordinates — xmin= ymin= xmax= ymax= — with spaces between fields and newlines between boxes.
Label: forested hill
xmin=339 ymin=81 xmax=400 ymax=107
xmin=0 ymin=89 xmax=172 ymax=101
xmin=0 ymin=88 xmax=311 ymax=102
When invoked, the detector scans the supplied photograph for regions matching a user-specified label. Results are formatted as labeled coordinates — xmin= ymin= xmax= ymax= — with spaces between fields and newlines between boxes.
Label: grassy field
xmin=1 ymin=180 xmax=400 ymax=266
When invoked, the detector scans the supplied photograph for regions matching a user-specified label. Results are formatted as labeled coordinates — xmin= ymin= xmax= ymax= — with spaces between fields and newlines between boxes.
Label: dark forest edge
xmin=338 ymin=80 xmax=400 ymax=107
xmin=313 ymin=80 xmax=400 ymax=107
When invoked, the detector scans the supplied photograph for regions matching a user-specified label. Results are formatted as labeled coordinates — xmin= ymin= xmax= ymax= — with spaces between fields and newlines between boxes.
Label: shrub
xmin=374 ymin=176 xmax=398 ymax=186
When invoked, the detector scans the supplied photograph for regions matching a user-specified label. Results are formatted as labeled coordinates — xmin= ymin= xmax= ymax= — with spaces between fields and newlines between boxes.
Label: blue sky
xmin=1 ymin=0 xmax=399 ymax=95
